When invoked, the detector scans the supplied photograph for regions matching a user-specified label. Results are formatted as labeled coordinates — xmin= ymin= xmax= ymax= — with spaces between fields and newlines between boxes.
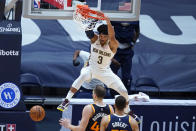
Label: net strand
xmin=73 ymin=5 xmax=105 ymax=30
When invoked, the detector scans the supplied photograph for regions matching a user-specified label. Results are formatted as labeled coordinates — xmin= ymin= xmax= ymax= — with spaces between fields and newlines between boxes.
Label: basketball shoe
xmin=57 ymin=99 xmax=69 ymax=112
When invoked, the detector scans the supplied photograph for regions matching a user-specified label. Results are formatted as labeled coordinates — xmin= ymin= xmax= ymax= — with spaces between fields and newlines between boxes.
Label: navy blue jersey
xmin=111 ymin=21 xmax=139 ymax=44
xmin=86 ymin=104 xmax=112 ymax=131
xmin=106 ymin=114 xmax=132 ymax=131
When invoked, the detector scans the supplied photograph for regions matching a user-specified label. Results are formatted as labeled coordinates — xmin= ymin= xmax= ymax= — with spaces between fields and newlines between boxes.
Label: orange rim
xmin=76 ymin=5 xmax=105 ymax=20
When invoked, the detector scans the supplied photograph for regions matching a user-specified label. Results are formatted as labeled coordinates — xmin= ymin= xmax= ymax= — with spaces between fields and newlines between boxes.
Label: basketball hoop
xmin=73 ymin=5 xmax=105 ymax=30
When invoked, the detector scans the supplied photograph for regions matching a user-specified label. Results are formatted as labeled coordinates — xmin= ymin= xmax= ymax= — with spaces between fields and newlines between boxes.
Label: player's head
xmin=97 ymin=24 xmax=108 ymax=45
xmin=92 ymin=85 xmax=106 ymax=100
xmin=114 ymin=95 xmax=127 ymax=111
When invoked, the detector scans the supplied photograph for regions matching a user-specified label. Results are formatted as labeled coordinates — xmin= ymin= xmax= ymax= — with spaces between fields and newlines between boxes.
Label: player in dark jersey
xmin=100 ymin=95 xmax=139 ymax=131
xmin=59 ymin=85 xmax=114 ymax=131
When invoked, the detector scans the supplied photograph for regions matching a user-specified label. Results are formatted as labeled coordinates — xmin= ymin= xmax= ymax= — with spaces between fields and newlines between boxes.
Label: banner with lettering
xmin=0 ymin=20 xmax=25 ymax=111
xmin=0 ymin=21 xmax=21 ymax=85
xmin=71 ymin=104 xmax=196 ymax=131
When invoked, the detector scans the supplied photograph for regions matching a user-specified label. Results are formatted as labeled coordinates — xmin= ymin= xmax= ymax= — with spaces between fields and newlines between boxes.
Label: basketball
xmin=29 ymin=105 xmax=45 ymax=122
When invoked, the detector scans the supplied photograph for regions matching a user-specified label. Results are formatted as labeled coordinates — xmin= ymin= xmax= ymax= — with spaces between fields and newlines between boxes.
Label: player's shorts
xmin=72 ymin=66 xmax=127 ymax=93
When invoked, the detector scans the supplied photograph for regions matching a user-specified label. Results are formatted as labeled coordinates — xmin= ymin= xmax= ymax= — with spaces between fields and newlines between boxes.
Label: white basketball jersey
xmin=89 ymin=39 xmax=114 ymax=70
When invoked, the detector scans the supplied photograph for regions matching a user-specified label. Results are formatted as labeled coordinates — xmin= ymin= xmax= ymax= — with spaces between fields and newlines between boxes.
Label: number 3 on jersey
xmin=97 ymin=56 xmax=103 ymax=64
xmin=90 ymin=121 xmax=100 ymax=131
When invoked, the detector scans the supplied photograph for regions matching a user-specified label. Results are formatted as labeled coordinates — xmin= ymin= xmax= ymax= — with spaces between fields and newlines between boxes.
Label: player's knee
xmin=118 ymin=83 xmax=128 ymax=93
xmin=80 ymin=73 xmax=90 ymax=81
xmin=109 ymin=82 xmax=126 ymax=91
xmin=120 ymin=89 xmax=128 ymax=95
xmin=118 ymin=88 xmax=127 ymax=95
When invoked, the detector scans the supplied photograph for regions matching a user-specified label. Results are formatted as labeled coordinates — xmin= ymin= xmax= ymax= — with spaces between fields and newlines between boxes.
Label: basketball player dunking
xmin=58 ymin=17 xmax=130 ymax=114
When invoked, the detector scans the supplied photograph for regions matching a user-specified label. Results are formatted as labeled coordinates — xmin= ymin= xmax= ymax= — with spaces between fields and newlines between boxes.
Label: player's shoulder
xmin=108 ymin=104 xmax=113 ymax=108
xmin=108 ymin=104 xmax=114 ymax=113
xmin=82 ymin=104 xmax=95 ymax=117
xmin=80 ymin=50 xmax=90 ymax=56
xmin=84 ymin=104 xmax=93 ymax=109
xmin=103 ymin=114 xmax=110 ymax=121
xmin=83 ymin=104 xmax=93 ymax=112
xmin=84 ymin=104 xmax=95 ymax=113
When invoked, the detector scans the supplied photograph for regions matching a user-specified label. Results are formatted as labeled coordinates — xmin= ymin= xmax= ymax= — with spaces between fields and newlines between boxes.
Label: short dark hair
xmin=115 ymin=96 xmax=126 ymax=111
xmin=94 ymin=85 xmax=106 ymax=98
xmin=97 ymin=24 xmax=108 ymax=35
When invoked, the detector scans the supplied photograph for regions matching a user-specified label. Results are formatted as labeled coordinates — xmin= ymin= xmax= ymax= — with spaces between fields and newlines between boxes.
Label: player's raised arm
xmin=105 ymin=17 xmax=119 ymax=53
xmin=85 ymin=29 xmax=98 ymax=44
xmin=130 ymin=116 xmax=140 ymax=131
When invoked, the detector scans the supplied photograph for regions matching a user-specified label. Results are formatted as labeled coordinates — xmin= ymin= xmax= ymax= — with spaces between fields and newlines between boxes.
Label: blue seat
xmin=20 ymin=73 xmax=45 ymax=104
xmin=134 ymin=76 xmax=160 ymax=97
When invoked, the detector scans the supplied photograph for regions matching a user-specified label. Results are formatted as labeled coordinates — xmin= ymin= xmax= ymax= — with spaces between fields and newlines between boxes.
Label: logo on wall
xmin=0 ymin=23 xmax=21 ymax=33
xmin=0 ymin=83 xmax=21 ymax=109
xmin=0 ymin=124 xmax=16 ymax=131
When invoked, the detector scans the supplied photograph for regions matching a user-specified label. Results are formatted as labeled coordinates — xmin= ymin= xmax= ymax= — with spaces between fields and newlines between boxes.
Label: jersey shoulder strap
xmin=90 ymin=104 xmax=96 ymax=114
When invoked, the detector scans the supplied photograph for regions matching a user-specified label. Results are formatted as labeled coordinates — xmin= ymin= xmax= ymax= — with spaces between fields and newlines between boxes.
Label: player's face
xmin=99 ymin=33 xmax=108 ymax=45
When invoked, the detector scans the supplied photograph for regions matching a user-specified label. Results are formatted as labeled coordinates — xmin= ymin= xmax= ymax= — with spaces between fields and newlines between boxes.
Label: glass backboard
xmin=22 ymin=0 xmax=140 ymax=21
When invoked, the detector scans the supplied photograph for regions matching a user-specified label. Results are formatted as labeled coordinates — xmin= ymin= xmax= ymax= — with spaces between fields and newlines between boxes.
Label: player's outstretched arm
xmin=59 ymin=105 xmax=93 ymax=131
xmin=73 ymin=50 xmax=80 ymax=60
xmin=130 ymin=116 xmax=140 ymax=131
xmin=105 ymin=17 xmax=119 ymax=53
xmin=73 ymin=50 xmax=80 ymax=66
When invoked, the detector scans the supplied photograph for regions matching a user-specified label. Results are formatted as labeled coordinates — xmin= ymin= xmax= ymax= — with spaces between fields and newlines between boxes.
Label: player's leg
xmin=108 ymin=78 xmax=130 ymax=114
xmin=107 ymin=71 xmax=141 ymax=124
xmin=57 ymin=67 xmax=92 ymax=111
xmin=108 ymin=79 xmax=140 ymax=124
xmin=110 ymin=52 xmax=122 ymax=97
xmin=96 ymin=70 xmax=130 ymax=113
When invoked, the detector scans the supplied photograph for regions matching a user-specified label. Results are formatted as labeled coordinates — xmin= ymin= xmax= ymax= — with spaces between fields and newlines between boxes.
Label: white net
xmin=73 ymin=6 xmax=103 ymax=30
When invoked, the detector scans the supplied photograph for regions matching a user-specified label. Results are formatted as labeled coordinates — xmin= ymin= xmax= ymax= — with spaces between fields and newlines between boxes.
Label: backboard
xmin=22 ymin=0 xmax=140 ymax=21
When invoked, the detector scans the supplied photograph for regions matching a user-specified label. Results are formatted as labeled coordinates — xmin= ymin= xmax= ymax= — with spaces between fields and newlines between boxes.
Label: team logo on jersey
xmin=0 ymin=83 xmax=21 ymax=109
